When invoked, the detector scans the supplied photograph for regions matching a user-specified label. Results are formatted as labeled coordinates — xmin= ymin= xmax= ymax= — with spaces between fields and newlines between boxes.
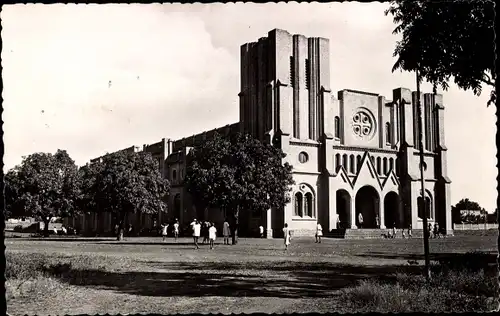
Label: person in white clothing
xmin=61 ymin=226 xmax=68 ymax=235
xmin=161 ymin=223 xmax=169 ymax=242
xmin=209 ymin=222 xmax=217 ymax=250
xmin=173 ymin=219 xmax=179 ymax=242
xmin=283 ymin=223 xmax=291 ymax=251
xmin=223 ymin=219 xmax=231 ymax=245
xmin=192 ymin=220 xmax=201 ymax=249
xmin=259 ymin=225 xmax=264 ymax=238
xmin=315 ymin=223 xmax=323 ymax=243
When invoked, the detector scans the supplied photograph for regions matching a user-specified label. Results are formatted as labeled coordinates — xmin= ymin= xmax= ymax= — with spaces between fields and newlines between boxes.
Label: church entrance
xmin=384 ymin=191 xmax=402 ymax=228
xmin=355 ymin=186 xmax=379 ymax=228
xmin=336 ymin=189 xmax=351 ymax=229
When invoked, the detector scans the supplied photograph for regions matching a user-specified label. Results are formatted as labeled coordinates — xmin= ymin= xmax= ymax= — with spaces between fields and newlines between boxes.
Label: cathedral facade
xmin=79 ymin=29 xmax=453 ymax=238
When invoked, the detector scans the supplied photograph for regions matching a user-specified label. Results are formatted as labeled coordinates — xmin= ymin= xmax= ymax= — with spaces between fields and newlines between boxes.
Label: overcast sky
xmin=2 ymin=3 xmax=496 ymax=212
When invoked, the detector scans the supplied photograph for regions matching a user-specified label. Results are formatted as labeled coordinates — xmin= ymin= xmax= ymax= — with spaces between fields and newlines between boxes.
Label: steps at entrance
xmin=326 ymin=229 xmax=426 ymax=239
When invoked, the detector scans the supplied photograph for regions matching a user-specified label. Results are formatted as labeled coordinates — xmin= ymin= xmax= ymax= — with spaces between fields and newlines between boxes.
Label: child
xmin=173 ymin=219 xmax=179 ymax=242
xmin=315 ymin=222 xmax=323 ymax=243
xmin=209 ymin=222 xmax=217 ymax=250
xmin=161 ymin=223 xmax=169 ymax=242
xmin=283 ymin=223 xmax=291 ymax=251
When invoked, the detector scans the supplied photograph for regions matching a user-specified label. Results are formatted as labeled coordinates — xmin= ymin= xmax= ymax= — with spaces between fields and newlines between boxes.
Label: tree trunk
xmin=232 ymin=207 xmax=239 ymax=245
xmin=43 ymin=218 xmax=51 ymax=237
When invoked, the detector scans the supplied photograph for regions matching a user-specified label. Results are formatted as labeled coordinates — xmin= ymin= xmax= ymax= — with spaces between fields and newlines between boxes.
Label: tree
xmin=5 ymin=150 xmax=80 ymax=236
xmin=451 ymin=198 xmax=486 ymax=224
xmin=79 ymin=150 xmax=169 ymax=241
xmin=386 ymin=1 xmax=496 ymax=105
xmin=185 ymin=132 xmax=295 ymax=244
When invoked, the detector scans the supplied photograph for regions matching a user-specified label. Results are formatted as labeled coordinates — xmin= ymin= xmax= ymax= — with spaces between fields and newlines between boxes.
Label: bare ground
xmin=6 ymin=234 xmax=497 ymax=315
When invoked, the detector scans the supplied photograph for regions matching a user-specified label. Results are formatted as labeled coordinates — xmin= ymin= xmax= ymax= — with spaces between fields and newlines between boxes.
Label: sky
xmin=2 ymin=3 xmax=497 ymax=212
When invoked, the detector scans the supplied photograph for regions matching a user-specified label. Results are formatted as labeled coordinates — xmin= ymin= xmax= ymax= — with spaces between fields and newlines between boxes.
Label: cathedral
xmin=70 ymin=29 xmax=453 ymax=238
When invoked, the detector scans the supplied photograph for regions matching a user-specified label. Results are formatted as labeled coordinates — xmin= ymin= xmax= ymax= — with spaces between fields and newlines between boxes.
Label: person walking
xmin=375 ymin=215 xmax=380 ymax=229
xmin=392 ymin=222 xmax=397 ymax=239
xmin=358 ymin=213 xmax=364 ymax=228
xmin=209 ymin=222 xmax=217 ymax=250
xmin=202 ymin=221 xmax=210 ymax=244
xmin=428 ymin=223 xmax=433 ymax=239
xmin=315 ymin=222 xmax=323 ymax=243
xmin=161 ymin=223 xmax=169 ymax=242
xmin=433 ymin=222 xmax=440 ymax=238
xmin=192 ymin=220 xmax=201 ymax=249
xmin=173 ymin=219 xmax=179 ymax=242
xmin=283 ymin=223 xmax=291 ymax=251
xmin=223 ymin=219 xmax=231 ymax=245
xmin=259 ymin=224 xmax=264 ymax=238
xmin=407 ymin=224 xmax=412 ymax=238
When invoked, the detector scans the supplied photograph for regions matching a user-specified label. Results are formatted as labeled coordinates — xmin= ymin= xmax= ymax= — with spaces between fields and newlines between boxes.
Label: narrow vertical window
xmin=290 ymin=56 xmax=295 ymax=88
xmin=305 ymin=59 xmax=310 ymax=90
xmin=383 ymin=158 xmax=388 ymax=175
xmin=343 ymin=154 xmax=348 ymax=171
xmin=305 ymin=193 xmax=313 ymax=217
xmin=335 ymin=154 xmax=341 ymax=170
xmin=376 ymin=157 xmax=381 ymax=175
xmin=357 ymin=155 xmax=362 ymax=172
xmin=349 ymin=155 xmax=355 ymax=174
xmin=334 ymin=116 xmax=340 ymax=139
xmin=385 ymin=122 xmax=391 ymax=144
xmin=295 ymin=193 xmax=303 ymax=217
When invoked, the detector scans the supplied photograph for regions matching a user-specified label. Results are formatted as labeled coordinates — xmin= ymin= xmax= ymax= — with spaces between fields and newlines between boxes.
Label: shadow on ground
xmin=44 ymin=260 xmax=422 ymax=299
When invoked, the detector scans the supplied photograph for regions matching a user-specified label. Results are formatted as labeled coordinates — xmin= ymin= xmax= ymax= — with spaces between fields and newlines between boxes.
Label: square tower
xmin=239 ymin=29 xmax=331 ymax=142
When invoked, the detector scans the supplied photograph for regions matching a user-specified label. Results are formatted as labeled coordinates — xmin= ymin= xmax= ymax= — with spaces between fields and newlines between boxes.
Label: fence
xmin=453 ymin=223 xmax=497 ymax=230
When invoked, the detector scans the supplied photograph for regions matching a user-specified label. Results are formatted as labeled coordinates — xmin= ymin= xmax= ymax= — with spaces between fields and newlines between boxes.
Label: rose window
xmin=352 ymin=111 xmax=373 ymax=138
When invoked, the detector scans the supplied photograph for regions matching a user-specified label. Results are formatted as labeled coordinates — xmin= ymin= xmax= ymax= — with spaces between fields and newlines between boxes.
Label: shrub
xmin=340 ymin=252 xmax=497 ymax=313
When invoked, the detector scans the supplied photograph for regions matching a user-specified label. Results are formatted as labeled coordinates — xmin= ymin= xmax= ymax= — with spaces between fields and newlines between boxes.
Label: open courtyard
xmin=6 ymin=232 xmax=498 ymax=315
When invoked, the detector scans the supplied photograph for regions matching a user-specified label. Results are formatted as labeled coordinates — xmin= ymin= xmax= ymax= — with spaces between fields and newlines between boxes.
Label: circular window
xmin=352 ymin=109 xmax=376 ymax=139
xmin=298 ymin=152 xmax=309 ymax=163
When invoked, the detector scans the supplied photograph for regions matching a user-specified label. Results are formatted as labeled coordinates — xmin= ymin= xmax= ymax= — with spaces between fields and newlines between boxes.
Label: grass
xmin=5 ymin=234 xmax=498 ymax=314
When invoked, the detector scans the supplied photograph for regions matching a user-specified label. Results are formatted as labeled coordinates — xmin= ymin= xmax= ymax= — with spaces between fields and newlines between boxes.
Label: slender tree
xmin=79 ymin=150 xmax=169 ymax=241
xmin=185 ymin=132 xmax=295 ymax=244
xmin=5 ymin=150 xmax=80 ymax=236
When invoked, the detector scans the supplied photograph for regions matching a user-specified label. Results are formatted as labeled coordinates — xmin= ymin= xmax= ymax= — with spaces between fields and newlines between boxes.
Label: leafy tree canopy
xmin=185 ymin=132 xmax=295 ymax=225
xmin=4 ymin=150 xmax=80 ymax=235
xmin=451 ymin=198 xmax=487 ymax=224
xmin=386 ymin=0 xmax=496 ymax=105
xmin=79 ymin=150 xmax=169 ymax=240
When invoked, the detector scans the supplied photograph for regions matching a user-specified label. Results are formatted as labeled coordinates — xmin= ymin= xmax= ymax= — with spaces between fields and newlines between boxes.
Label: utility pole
xmin=416 ymin=68 xmax=431 ymax=281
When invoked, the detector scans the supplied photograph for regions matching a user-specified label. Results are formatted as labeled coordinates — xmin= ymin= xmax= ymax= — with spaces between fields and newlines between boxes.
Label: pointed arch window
xmin=334 ymin=116 xmax=340 ymax=139
xmin=357 ymin=155 xmax=362 ymax=172
xmin=343 ymin=154 xmax=348 ymax=170
xmin=294 ymin=184 xmax=316 ymax=219
xmin=383 ymin=158 xmax=388 ymax=175
xmin=335 ymin=154 xmax=341 ymax=171
xmin=376 ymin=157 xmax=382 ymax=175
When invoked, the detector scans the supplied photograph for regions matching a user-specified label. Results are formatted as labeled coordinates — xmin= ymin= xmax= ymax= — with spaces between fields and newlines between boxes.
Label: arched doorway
xmin=417 ymin=196 xmax=432 ymax=221
xmin=355 ymin=186 xmax=380 ymax=228
xmin=336 ymin=190 xmax=351 ymax=229
xmin=384 ymin=191 xmax=402 ymax=228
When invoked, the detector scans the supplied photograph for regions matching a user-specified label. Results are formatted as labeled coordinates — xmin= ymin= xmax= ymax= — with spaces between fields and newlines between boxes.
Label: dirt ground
xmin=6 ymin=234 xmax=497 ymax=315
